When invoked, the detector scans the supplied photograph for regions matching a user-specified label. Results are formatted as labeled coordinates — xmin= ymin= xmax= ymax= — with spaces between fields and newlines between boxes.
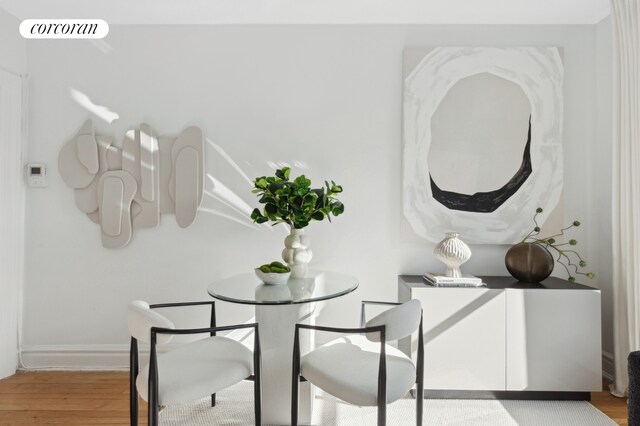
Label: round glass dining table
xmin=207 ymin=270 xmax=358 ymax=425
xmin=207 ymin=270 xmax=359 ymax=305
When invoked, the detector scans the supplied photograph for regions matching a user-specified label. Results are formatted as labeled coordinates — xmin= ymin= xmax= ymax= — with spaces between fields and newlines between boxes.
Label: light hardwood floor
xmin=0 ymin=371 xmax=629 ymax=425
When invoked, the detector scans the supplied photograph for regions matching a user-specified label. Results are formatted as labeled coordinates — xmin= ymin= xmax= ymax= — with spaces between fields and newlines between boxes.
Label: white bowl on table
xmin=255 ymin=268 xmax=291 ymax=285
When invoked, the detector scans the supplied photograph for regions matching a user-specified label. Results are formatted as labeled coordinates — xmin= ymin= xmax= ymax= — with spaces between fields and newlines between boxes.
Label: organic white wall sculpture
xmin=58 ymin=120 xmax=205 ymax=248
xmin=169 ymin=126 xmax=204 ymax=228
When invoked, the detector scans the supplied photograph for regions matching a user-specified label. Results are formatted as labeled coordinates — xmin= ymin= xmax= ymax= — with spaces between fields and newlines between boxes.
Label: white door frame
xmin=0 ymin=68 xmax=25 ymax=379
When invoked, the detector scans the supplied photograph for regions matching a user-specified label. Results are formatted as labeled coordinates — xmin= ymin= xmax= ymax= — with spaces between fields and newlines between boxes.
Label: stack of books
xmin=423 ymin=272 xmax=486 ymax=287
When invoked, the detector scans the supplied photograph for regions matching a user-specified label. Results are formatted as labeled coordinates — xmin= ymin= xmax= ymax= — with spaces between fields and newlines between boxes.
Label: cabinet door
xmin=409 ymin=288 xmax=506 ymax=390
xmin=505 ymin=289 xmax=602 ymax=391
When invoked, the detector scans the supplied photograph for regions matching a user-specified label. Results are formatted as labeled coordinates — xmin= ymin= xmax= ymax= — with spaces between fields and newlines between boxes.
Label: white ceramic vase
xmin=434 ymin=232 xmax=472 ymax=278
xmin=282 ymin=227 xmax=312 ymax=278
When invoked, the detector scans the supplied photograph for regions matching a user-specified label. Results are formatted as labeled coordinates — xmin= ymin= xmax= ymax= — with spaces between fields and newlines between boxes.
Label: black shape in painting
xmin=430 ymin=115 xmax=533 ymax=213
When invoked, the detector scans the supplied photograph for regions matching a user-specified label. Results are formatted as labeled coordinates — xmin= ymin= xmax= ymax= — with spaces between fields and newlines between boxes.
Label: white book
xmin=423 ymin=272 xmax=485 ymax=287
xmin=424 ymin=280 xmax=487 ymax=288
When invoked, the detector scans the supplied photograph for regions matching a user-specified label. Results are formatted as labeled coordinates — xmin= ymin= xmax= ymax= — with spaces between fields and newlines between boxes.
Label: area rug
xmin=160 ymin=381 xmax=616 ymax=425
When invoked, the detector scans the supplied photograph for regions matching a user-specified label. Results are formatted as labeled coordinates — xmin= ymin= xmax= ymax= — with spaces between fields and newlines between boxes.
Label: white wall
xmin=20 ymin=24 xmax=612 ymax=369
xmin=0 ymin=8 xmax=26 ymax=75
xmin=0 ymin=8 xmax=26 ymax=377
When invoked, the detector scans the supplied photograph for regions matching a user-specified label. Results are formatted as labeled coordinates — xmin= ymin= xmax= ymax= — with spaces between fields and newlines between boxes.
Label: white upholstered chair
xmin=292 ymin=299 xmax=424 ymax=426
xmin=128 ymin=300 xmax=261 ymax=426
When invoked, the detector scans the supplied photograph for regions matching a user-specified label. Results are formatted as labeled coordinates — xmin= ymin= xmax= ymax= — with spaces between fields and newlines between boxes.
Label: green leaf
xmin=255 ymin=178 xmax=267 ymax=189
xmin=274 ymin=167 xmax=291 ymax=181
xmin=292 ymin=196 xmax=303 ymax=206
xmin=268 ymin=182 xmax=283 ymax=193
xmin=331 ymin=201 xmax=344 ymax=216
xmin=265 ymin=203 xmax=278 ymax=215
xmin=255 ymin=216 xmax=269 ymax=224
xmin=295 ymin=175 xmax=311 ymax=188
xmin=311 ymin=211 xmax=325 ymax=221
xmin=293 ymin=219 xmax=309 ymax=229
xmin=303 ymin=192 xmax=318 ymax=204
xmin=275 ymin=187 xmax=290 ymax=196
xmin=330 ymin=184 xmax=343 ymax=193
xmin=259 ymin=195 xmax=276 ymax=204
xmin=250 ymin=208 xmax=263 ymax=220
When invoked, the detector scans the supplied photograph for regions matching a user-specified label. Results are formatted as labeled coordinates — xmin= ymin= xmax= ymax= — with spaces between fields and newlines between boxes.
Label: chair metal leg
xmin=148 ymin=403 xmax=159 ymax=426
xmin=254 ymin=328 xmax=262 ymax=425
xmin=377 ymin=401 xmax=386 ymax=426
xmin=147 ymin=387 xmax=159 ymax=426
xmin=416 ymin=313 xmax=424 ymax=426
xmin=416 ymin=364 xmax=424 ymax=426
xmin=129 ymin=337 xmax=139 ymax=426
xmin=416 ymin=385 xmax=423 ymax=426
xmin=130 ymin=337 xmax=139 ymax=426
xmin=210 ymin=304 xmax=218 ymax=409
xmin=254 ymin=377 xmax=261 ymax=425
xmin=377 ymin=330 xmax=387 ymax=426
xmin=148 ymin=333 xmax=159 ymax=426
xmin=291 ymin=327 xmax=300 ymax=426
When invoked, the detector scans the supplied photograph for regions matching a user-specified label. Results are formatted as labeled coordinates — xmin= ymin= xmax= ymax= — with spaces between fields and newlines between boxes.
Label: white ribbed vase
xmin=434 ymin=232 xmax=472 ymax=278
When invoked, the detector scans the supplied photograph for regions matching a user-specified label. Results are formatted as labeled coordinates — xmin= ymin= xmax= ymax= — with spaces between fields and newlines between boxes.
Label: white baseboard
xmin=21 ymin=344 xmax=618 ymax=383
xmin=602 ymin=350 xmax=615 ymax=381
xmin=19 ymin=331 xmax=255 ymax=371
xmin=20 ymin=344 xmax=130 ymax=370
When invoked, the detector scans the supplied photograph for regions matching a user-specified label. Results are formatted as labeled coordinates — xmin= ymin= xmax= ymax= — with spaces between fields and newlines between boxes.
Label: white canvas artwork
xmin=402 ymin=47 xmax=564 ymax=244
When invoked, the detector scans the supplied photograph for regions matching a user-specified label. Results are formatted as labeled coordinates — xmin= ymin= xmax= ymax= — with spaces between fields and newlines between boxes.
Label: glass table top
xmin=207 ymin=270 xmax=359 ymax=305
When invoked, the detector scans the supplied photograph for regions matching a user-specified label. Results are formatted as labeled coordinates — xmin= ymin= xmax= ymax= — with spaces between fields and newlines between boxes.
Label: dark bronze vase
xmin=505 ymin=242 xmax=554 ymax=283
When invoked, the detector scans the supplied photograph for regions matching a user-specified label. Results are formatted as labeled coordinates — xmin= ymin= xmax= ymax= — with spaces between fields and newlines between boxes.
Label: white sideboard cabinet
xmin=398 ymin=275 xmax=602 ymax=398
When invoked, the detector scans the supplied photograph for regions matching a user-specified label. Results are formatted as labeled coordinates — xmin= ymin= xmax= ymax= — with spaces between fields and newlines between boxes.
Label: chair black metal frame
xmin=129 ymin=301 xmax=261 ymax=426
xmin=291 ymin=300 xmax=424 ymax=426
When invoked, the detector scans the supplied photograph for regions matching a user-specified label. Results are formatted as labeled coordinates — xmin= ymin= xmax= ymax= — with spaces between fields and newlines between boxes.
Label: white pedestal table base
xmin=256 ymin=302 xmax=316 ymax=425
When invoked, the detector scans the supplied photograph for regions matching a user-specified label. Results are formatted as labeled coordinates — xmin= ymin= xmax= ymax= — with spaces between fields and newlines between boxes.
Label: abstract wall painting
xmin=402 ymin=47 xmax=564 ymax=244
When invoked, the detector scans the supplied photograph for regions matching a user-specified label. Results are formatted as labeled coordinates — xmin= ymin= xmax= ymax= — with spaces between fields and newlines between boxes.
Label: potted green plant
xmin=505 ymin=207 xmax=596 ymax=283
xmin=250 ymin=167 xmax=344 ymax=277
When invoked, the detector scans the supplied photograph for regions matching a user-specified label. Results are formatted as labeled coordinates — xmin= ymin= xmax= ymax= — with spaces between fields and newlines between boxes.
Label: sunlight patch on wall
xmin=69 ymin=88 xmax=119 ymax=123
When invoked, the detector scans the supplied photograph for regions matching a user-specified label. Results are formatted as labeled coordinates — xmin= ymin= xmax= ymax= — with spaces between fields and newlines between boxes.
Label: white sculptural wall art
xmin=58 ymin=119 xmax=204 ymax=248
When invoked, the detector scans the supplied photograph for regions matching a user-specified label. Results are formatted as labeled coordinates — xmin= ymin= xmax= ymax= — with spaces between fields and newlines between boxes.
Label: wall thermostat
xmin=26 ymin=163 xmax=47 ymax=187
